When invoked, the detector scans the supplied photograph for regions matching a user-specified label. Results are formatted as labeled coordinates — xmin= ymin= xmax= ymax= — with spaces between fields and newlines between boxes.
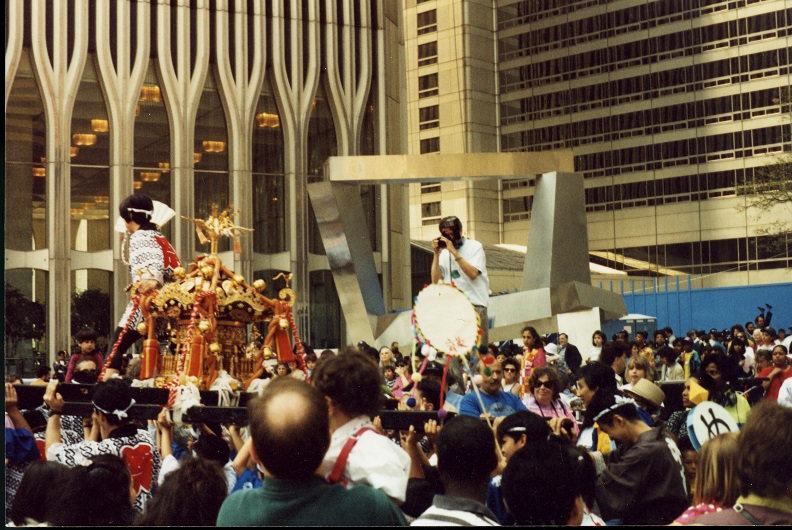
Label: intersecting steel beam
xmin=309 ymin=152 xmax=626 ymax=345
xmin=308 ymin=180 xmax=385 ymax=343
xmin=323 ymin=151 xmax=575 ymax=184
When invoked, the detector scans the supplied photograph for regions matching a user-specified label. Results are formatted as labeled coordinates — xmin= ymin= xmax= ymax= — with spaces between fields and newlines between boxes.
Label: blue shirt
xmin=458 ymin=390 xmax=527 ymax=417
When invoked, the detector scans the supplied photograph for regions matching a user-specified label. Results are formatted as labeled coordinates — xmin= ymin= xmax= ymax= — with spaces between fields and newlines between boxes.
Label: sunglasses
xmin=503 ymin=367 xmax=517 ymax=373
xmin=535 ymin=380 xmax=553 ymax=389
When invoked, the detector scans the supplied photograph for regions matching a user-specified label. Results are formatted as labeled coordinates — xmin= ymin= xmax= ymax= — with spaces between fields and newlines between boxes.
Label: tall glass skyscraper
xmin=5 ymin=0 xmax=407 ymax=368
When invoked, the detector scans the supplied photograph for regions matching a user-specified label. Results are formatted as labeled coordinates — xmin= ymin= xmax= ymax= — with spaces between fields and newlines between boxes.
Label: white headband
xmin=93 ymin=398 xmax=136 ymax=420
xmin=125 ymin=207 xmax=152 ymax=216
xmin=593 ymin=396 xmax=636 ymax=423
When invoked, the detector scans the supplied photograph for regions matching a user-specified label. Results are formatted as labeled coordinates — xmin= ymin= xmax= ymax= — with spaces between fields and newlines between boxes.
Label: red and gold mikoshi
xmin=141 ymin=205 xmax=304 ymax=390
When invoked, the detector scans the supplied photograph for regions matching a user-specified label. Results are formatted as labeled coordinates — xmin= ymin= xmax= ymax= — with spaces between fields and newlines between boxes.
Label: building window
xmin=503 ymin=196 xmax=533 ymax=222
xmin=422 ymin=201 xmax=441 ymax=225
xmin=418 ymin=41 xmax=438 ymax=67
xmin=417 ymin=10 xmax=437 ymax=35
xmin=419 ymin=105 xmax=439 ymax=130
xmin=420 ymin=137 xmax=440 ymax=154
xmin=421 ymin=183 xmax=441 ymax=194
xmin=6 ymin=49 xmax=47 ymax=252
xmin=418 ymin=73 xmax=438 ymax=98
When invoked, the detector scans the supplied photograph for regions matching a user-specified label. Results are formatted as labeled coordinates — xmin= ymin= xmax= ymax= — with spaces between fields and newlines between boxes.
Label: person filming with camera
xmin=431 ymin=216 xmax=490 ymax=346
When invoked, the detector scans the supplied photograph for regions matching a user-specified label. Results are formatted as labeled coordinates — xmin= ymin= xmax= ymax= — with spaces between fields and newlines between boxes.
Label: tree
xmin=5 ymin=285 xmax=46 ymax=359
xmin=71 ymin=288 xmax=112 ymax=338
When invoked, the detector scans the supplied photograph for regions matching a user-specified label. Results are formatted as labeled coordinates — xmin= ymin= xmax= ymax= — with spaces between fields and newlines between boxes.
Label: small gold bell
xmin=198 ymin=320 xmax=211 ymax=333
xmin=279 ymin=318 xmax=289 ymax=330
xmin=233 ymin=274 xmax=245 ymax=284
xmin=136 ymin=322 xmax=148 ymax=335
xmin=201 ymin=265 xmax=214 ymax=278
xmin=252 ymin=279 xmax=266 ymax=291
xmin=173 ymin=267 xmax=187 ymax=279
xmin=209 ymin=342 xmax=222 ymax=353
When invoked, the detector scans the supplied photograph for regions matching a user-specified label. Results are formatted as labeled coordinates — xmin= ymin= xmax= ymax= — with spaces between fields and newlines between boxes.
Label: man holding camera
xmin=431 ymin=216 xmax=490 ymax=346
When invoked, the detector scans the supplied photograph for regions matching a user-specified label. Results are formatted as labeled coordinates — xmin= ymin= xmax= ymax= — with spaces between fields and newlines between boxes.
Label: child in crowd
xmin=679 ymin=438 xmax=698 ymax=504
xmin=65 ymin=328 xmax=103 ymax=382
xmin=305 ymin=353 xmax=318 ymax=379
xmin=675 ymin=433 xmax=740 ymax=524
xmin=383 ymin=365 xmax=405 ymax=399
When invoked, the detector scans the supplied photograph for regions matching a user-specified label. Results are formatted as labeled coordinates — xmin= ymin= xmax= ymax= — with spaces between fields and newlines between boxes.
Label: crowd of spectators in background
xmin=5 ymin=304 xmax=792 ymax=526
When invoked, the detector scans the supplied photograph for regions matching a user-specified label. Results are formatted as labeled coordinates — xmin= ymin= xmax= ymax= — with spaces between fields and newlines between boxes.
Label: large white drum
xmin=414 ymin=282 xmax=480 ymax=357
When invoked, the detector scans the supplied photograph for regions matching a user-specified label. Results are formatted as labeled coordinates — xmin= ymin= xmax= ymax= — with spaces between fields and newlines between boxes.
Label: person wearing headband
xmin=104 ymin=193 xmax=181 ymax=380
xmin=590 ymin=396 xmax=689 ymax=525
xmin=43 ymin=378 xmax=162 ymax=513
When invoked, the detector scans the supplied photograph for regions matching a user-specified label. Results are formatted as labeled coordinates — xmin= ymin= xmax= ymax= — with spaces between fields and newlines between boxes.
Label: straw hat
xmin=623 ymin=378 xmax=665 ymax=409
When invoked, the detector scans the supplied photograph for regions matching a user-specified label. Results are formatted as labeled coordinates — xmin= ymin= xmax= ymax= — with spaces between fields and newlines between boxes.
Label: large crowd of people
xmin=5 ymin=199 xmax=792 ymax=525
xmin=5 ymin=308 xmax=792 ymax=526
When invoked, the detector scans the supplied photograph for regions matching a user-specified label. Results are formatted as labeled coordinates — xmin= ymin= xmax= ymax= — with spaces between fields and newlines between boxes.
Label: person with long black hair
xmin=575 ymin=361 xmax=620 ymax=453
xmin=103 ymin=194 xmax=180 ymax=380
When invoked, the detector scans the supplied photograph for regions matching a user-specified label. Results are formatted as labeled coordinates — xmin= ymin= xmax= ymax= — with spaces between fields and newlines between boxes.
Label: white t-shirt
xmin=742 ymin=346 xmax=755 ymax=374
xmin=778 ymin=377 xmax=792 ymax=408
xmin=321 ymin=415 xmax=410 ymax=502
xmin=586 ymin=347 xmax=602 ymax=363
xmin=438 ymin=238 xmax=489 ymax=307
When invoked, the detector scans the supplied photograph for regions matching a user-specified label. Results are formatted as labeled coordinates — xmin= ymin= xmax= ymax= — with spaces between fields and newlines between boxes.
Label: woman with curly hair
xmin=523 ymin=366 xmax=580 ymax=436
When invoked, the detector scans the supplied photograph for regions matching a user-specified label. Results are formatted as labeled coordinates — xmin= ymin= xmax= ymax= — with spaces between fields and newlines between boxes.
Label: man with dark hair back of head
xmin=501 ymin=437 xmax=585 ymax=525
xmin=412 ymin=415 xmax=500 ymax=526
xmin=191 ymin=434 xmax=237 ymax=493
xmin=598 ymin=341 xmax=628 ymax=389
xmin=43 ymin=378 xmax=161 ymax=513
xmin=485 ymin=411 xmax=553 ymax=524
xmin=589 ymin=397 xmax=688 ymax=525
xmin=692 ymin=401 xmax=792 ymax=525
xmin=30 ymin=365 xmax=51 ymax=387
xmin=312 ymin=347 xmax=410 ymax=503
xmin=216 ymin=378 xmax=407 ymax=526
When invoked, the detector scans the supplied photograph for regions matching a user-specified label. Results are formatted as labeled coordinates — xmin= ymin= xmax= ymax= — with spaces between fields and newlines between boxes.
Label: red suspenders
xmin=326 ymin=427 xmax=378 ymax=485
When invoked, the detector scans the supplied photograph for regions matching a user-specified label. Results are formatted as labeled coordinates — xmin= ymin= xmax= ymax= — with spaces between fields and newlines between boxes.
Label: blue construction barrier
xmin=600 ymin=277 xmax=792 ymax=333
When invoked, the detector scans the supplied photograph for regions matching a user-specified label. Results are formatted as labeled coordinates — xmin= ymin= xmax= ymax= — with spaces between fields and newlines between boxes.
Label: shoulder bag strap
xmin=733 ymin=503 xmax=762 ymax=525
xmin=326 ymin=427 xmax=378 ymax=485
